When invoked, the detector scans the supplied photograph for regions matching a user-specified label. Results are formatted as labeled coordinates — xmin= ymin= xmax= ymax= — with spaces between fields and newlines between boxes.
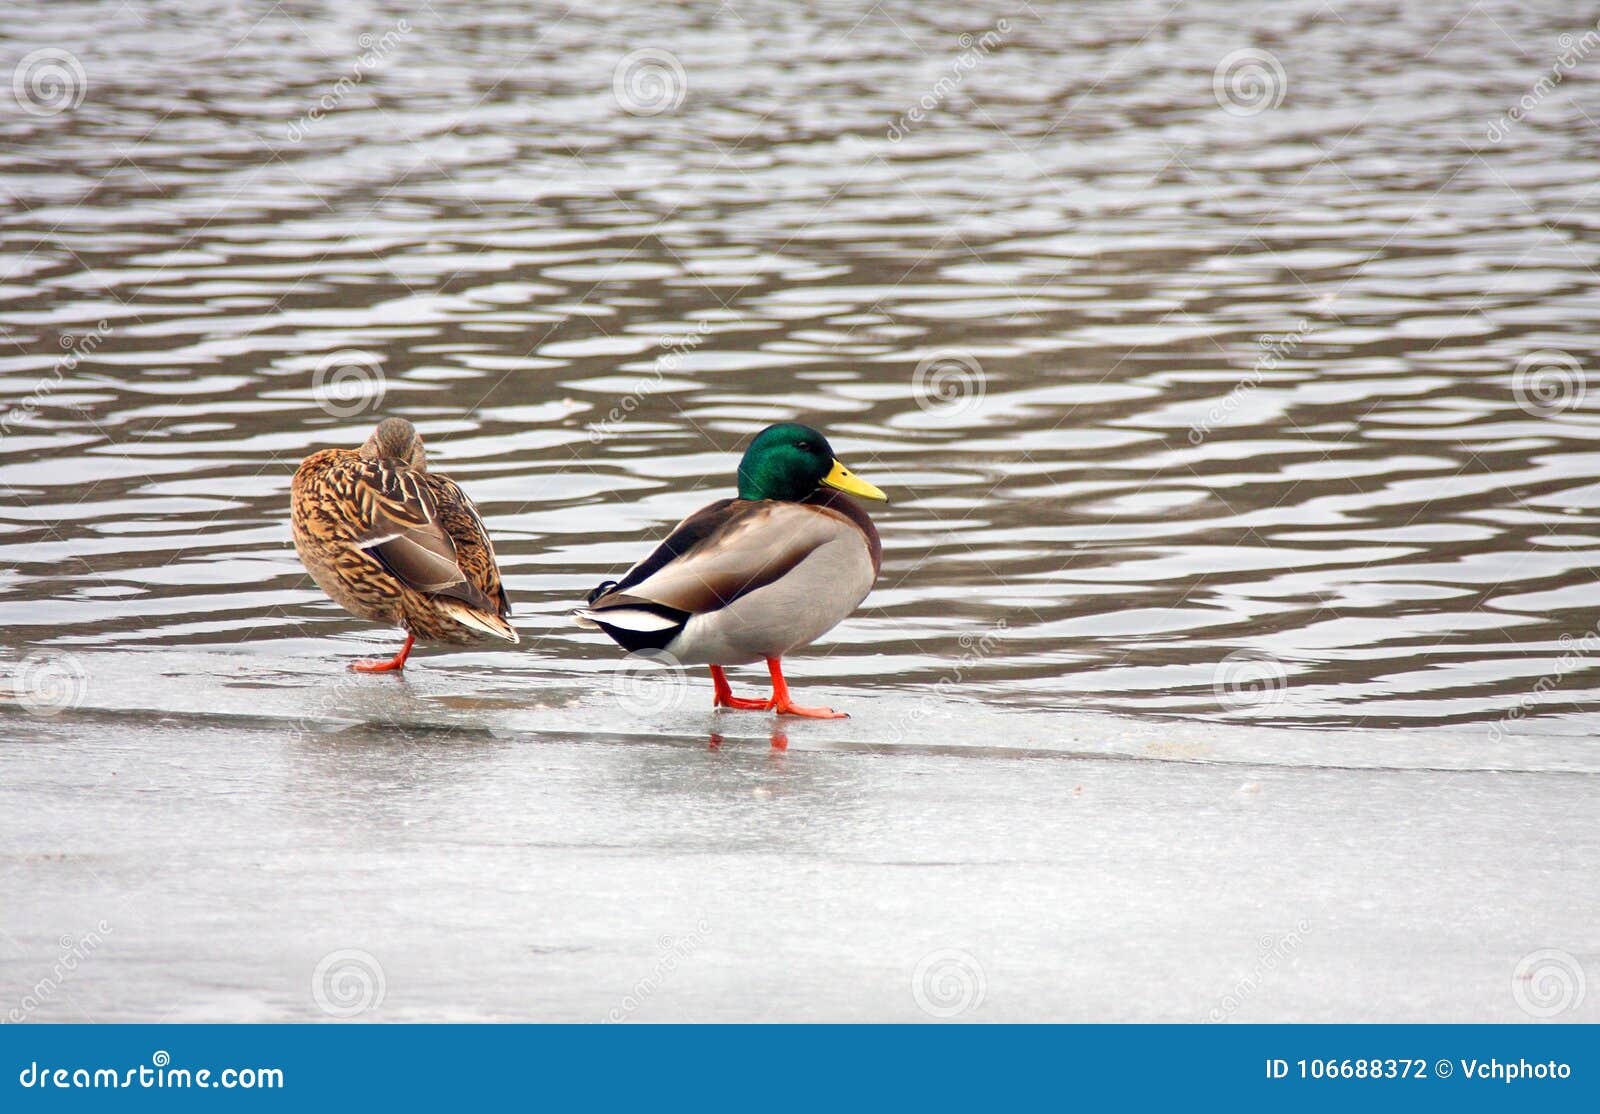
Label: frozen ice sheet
xmin=1 ymin=650 xmax=1595 ymax=1023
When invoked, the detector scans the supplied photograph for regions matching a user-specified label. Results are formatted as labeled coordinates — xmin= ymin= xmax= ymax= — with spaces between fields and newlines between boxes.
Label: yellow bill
xmin=821 ymin=459 xmax=887 ymax=501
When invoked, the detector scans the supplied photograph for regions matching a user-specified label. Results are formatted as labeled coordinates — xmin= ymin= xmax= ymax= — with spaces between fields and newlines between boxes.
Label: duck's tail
xmin=438 ymin=600 xmax=519 ymax=644
xmin=571 ymin=598 xmax=687 ymax=653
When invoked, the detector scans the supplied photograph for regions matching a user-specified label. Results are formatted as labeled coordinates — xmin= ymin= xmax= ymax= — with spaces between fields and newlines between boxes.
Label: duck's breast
xmin=666 ymin=502 xmax=877 ymax=665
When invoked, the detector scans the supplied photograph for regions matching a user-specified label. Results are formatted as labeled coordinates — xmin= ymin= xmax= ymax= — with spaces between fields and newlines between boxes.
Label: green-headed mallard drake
xmin=290 ymin=416 xmax=516 ymax=672
xmin=575 ymin=422 xmax=886 ymax=718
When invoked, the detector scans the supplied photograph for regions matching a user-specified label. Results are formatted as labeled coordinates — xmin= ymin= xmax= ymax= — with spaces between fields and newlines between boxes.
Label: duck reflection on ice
xmin=707 ymin=723 xmax=790 ymax=752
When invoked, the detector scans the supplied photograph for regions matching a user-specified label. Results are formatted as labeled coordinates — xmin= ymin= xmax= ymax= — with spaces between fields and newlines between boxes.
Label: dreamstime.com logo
xmin=11 ymin=651 xmax=87 ymax=717
xmin=310 ymin=948 xmax=386 ymax=1019
xmin=284 ymin=20 xmax=412 ymax=142
xmin=282 ymin=669 xmax=423 ymax=747
xmin=912 ymin=350 xmax=986 ymax=420
xmin=1213 ymin=48 xmax=1287 ymax=117
xmin=1 ymin=321 xmax=114 ymax=440
xmin=1212 ymin=649 xmax=1288 ymax=711
xmin=886 ymin=20 xmax=1012 ymax=141
xmin=5 ymin=921 xmax=112 ymax=1024
xmin=609 ymin=649 xmax=690 ymax=717
xmin=883 ymin=620 xmax=1007 ymax=744
xmin=589 ymin=320 xmax=712 ymax=443
xmin=1487 ymin=619 xmax=1600 ymax=743
xmin=1512 ymin=948 xmax=1587 ymax=1019
xmin=612 ymin=49 xmax=686 ymax=116
xmin=17 ymin=1052 xmax=283 ymax=1091
xmin=1189 ymin=320 xmax=1312 ymax=445
xmin=1486 ymin=20 xmax=1600 ymax=143
xmin=605 ymin=920 xmax=712 ymax=1022
xmin=911 ymin=947 xmax=987 ymax=1019
xmin=1511 ymin=349 xmax=1586 ymax=417
xmin=311 ymin=350 xmax=387 ymax=419
xmin=11 ymin=48 xmax=86 ymax=117
xmin=1206 ymin=920 xmax=1313 ymax=1022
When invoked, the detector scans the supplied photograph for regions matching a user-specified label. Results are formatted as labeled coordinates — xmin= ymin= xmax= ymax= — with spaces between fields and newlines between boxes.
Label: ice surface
xmin=2 ymin=650 xmax=1594 ymax=1023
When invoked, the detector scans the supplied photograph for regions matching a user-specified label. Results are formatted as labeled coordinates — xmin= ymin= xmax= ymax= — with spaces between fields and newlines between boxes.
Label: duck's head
xmin=736 ymin=422 xmax=886 ymax=503
xmin=360 ymin=417 xmax=427 ymax=471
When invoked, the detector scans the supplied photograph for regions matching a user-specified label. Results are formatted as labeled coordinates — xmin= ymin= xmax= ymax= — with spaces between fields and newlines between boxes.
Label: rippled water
xmin=4 ymin=0 xmax=1600 ymax=734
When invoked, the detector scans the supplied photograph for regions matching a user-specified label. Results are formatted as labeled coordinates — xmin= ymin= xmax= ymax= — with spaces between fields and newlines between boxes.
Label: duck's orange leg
xmin=351 ymin=633 xmax=415 ymax=673
xmin=710 ymin=665 xmax=769 ymax=710
xmin=765 ymin=656 xmax=846 ymax=719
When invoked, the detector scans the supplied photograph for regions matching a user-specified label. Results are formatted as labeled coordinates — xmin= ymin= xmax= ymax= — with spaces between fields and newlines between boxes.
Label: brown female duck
xmin=290 ymin=417 xmax=516 ymax=671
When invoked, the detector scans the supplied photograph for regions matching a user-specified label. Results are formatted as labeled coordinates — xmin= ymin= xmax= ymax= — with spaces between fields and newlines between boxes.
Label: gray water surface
xmin=4 ymin=0 xmax=1600 ymax=729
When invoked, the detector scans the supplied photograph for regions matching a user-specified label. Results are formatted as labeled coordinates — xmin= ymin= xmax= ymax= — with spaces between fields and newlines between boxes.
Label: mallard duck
xmin=575 ymin=422 xmax=886 ymax=718
xmin=290 ymin=417 xmax=516 ymax=671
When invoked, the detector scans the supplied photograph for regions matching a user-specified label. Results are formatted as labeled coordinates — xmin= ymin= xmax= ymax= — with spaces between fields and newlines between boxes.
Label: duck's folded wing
xmin=584 ymin=500 xmax=841 ymax=620
xmin=347 ymin=460 xmax=502 ymax=616
xmin=422 ymin=473 xmax=513 ymax=621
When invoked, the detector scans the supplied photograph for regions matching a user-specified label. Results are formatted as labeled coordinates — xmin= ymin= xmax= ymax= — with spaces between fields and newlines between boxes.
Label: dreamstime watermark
xmin=1489 ymin=619 xmax=1600 ymax=742
xmin=887 ymin=20 xmax=1011 ymax=142
xmin=911 ymin=947 xmax=987 ymax=1018
xmin=610 ymin=649 xmax=691 ymax=717
xmin=1510 ymin=349 xmax=1586 ymax=418
xmin=1 ymin=321 xmax=113 ymax=439
xmin=11 ymin=48 xmax=86 ymax=117
xmin=284 ymin=20 xmax=412 ymax=141
xmin=1205 ymin=919 xmax=1312 ymax=1022
xmin=885 ymin=620 xmax=1006 ymax=743
xmin=1189 ymin=320 xmax=1311 ymax=444
xmin=282 ymin=667 xmax=420 ymax=746
xmin=17 ymin=1051 xmax=283 ymax=1090
xmin=5 ymin=921 xmax=112 ymax=1024
xmin=912 ymin=349 xmax=987 ymax=421
xmin=612 ymin=48 xmax=686 ymax=116
xmin=1487 ymin=21 xmax=1600 ymax=143
xmin=589 ymin=320 xmax=712 ymax=443
xmin=11 ymin=651 xmax=88 ymax=717
xmin=310 ymin=948 xmax=386 ymax=1019
xmin=604 ymin=920 xmax=712 ymax=1022
xmin=1212 ymin=649 xmax=1287 ymax=711
xmin=311 ymin=350 xmax=387 ymax=418
xmin=1511 ymin=948 xmax=1587 ymax=1019
xmin=1213 ymin=48 xmax=1287 ymax=117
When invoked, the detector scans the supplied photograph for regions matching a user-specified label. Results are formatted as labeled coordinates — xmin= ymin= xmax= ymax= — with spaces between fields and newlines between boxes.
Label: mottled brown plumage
xmin=291 ymin=418 xmax=516 ymax=668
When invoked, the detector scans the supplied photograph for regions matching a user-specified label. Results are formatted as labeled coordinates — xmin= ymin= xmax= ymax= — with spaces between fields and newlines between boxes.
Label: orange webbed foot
xmin=771 ymin=700 xmax=847 ymax=719
xmin=763 ymin=657 xmax=847 ymax=718
xmin=349 ymin=633 xmax=414 ymax=673
xmin=709 ymin=664 xmax=770 ymax=711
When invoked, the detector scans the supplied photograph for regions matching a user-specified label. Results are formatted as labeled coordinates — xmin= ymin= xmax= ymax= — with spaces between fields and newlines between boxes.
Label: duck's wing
xmin=419 ymin=472 xmax=515 ymax=634
xmin=575 ymin=498 xmax=856 ymax=645
xmin=329 ymin=459 xmax=511 ymax=634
